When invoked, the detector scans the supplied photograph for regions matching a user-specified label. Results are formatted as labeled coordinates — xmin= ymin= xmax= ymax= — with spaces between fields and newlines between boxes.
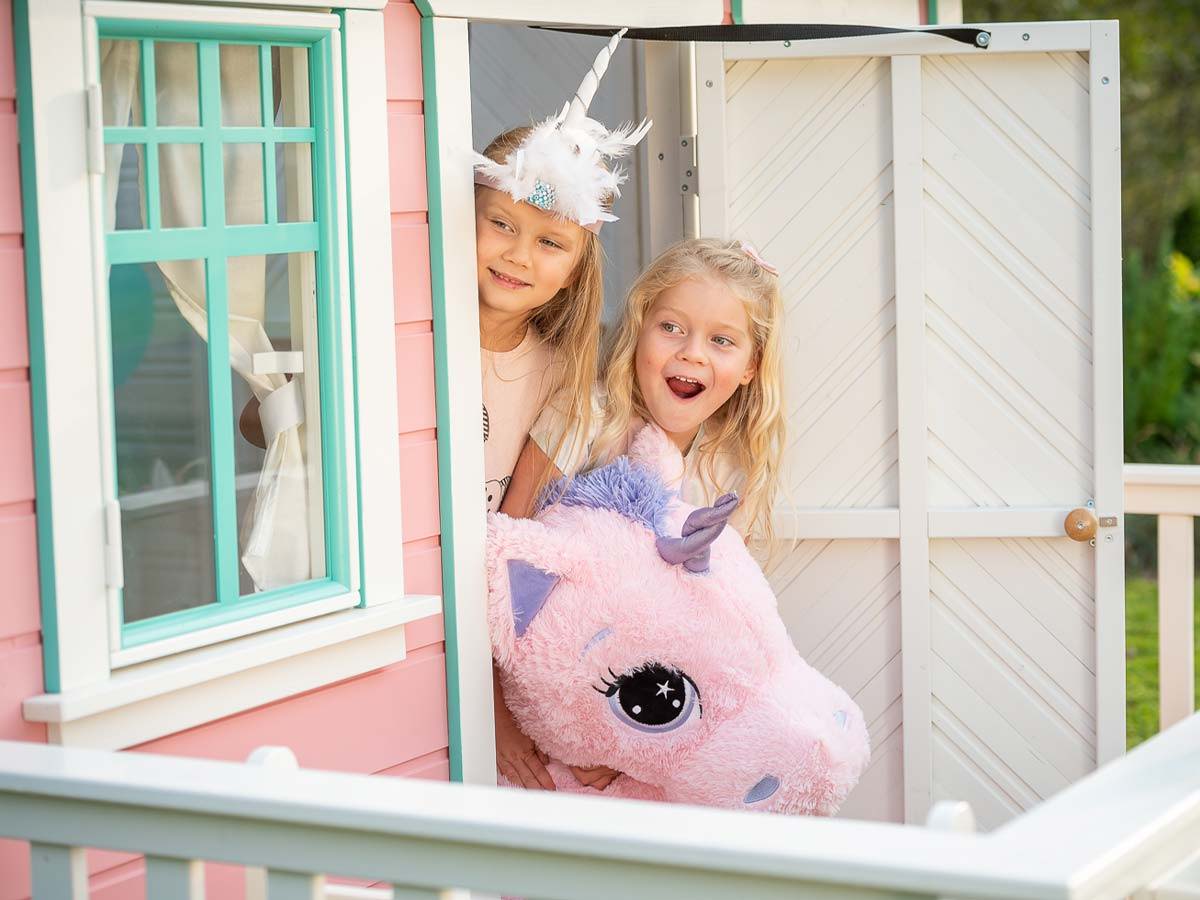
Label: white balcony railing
xmin=1126 ymin=464 xmax=1200 ymax=731
xmin=2 ymin=712 xmax=1200 ymax=900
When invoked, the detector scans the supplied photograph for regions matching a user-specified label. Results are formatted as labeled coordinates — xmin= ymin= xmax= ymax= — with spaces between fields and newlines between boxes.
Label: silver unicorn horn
xmin=564 ymin=28 xmax=626 ymax=129
xmin=656 ymin=493 xmax=740 ymax=574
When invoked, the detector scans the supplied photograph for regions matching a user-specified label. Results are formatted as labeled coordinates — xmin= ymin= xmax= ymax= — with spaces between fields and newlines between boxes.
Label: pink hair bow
xmin=739 ymin=241 xmax=779 ymax=276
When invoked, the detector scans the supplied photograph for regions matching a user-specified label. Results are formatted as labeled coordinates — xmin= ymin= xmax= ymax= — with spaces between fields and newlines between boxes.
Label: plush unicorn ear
xmin=627 ymin=423 xmax=685 ymax=489
xmin=486 ymin=513 xmax=571 ymax=664
xmin=507 ymin=559 xmax=558 ymax=637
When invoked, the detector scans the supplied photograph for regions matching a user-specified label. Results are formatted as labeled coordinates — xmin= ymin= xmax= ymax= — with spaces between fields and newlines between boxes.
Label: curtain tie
xmin=259 ymin=378 xmax=305 ymax=444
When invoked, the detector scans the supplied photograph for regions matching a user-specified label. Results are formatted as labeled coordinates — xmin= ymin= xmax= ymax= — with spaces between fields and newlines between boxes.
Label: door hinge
xmin=104 ymin=499 xmax=124 ymax=590
xmin=679 ymin=134 xmax=698 ymax=196
xmin=86 ymin=84 xmax=105 ymax=176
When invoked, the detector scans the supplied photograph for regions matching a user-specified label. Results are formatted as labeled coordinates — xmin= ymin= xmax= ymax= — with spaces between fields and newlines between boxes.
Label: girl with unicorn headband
xmin=473 ymin=31 xmax=651 ymax=791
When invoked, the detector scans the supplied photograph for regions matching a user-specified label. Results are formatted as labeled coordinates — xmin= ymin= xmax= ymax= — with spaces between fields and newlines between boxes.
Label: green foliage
xmin=1125 ymin=575 xmax=1200 ymax=749
xmin=966 ymin=1 xmax=1200 ymax=263
xmin=1122 ymin=243 xmax=1200 ymax=464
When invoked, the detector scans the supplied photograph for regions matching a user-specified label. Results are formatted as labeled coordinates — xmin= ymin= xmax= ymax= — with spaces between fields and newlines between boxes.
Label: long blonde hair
xmin=479 ymin=128 xmax=606 ymax=499
xmin=591 ymin=238 xmax=786 ymax=552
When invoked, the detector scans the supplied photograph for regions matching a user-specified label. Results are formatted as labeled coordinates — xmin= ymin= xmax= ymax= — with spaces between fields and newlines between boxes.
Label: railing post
xmin=30 ymin=843 xmax=87 ymax=899
xmin=1158 ymin=514 xmax=1196 ymax=732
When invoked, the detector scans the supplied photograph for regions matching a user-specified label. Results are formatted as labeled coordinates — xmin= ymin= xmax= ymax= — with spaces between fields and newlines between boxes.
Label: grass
xmin=1125 ymin=575 xmax=1200 ymax=748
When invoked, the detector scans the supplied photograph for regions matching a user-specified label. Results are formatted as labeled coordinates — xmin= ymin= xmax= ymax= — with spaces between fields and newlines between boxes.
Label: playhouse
xmin=0 ymin=0 xmax=1180 ymax=897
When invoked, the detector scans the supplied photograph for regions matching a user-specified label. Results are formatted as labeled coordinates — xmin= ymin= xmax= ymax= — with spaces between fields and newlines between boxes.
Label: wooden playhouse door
xmin=695 ymin=21 xmax=1124 ymax=828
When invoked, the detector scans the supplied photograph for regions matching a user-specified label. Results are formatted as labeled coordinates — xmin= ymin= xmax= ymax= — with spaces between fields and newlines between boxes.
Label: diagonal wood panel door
xmin=697 ymin=21 xmax=1124 ymax=829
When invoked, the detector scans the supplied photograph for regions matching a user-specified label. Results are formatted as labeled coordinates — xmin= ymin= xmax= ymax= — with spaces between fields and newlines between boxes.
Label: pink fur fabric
xmin=487 ymin=425 xmax=870 ymax=815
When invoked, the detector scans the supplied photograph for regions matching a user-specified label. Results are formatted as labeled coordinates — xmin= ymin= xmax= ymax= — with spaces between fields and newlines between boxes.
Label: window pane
xmin=232 ymin=252 xmax=326 ymax=594
xmin=110 ymin=260 xmax=215 ymax=624
xmin=224 ymin=143 xmax=266 ymax=226
xmin=221 ymin=43 xmax=261 ymax=127
xmin=276 ymin=142 xmax=313 ymax=223
xmin=272 ymin=46 xmax=310 ymax=127
xmin=111 ymin=143 xmax=145 ymax=231
xmin=155 ymin=41 xmax=200 ymax=127
xmin=100 ymin=40 xmax=141 ymax=127
xmin=158 ymin=143 xmax=202 ymax=229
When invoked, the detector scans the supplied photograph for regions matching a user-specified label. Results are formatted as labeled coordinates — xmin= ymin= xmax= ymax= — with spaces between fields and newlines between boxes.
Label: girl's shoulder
xmin=530 ymin=384 xmax=617 ymax=477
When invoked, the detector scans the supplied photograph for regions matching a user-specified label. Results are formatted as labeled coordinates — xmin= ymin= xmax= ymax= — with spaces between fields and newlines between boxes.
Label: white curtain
xmin=101 ymin=40 xmax=316 ymax=592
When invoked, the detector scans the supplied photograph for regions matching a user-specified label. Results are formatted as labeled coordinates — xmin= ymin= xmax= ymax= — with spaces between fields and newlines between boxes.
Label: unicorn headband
xmin=472 ymin=29 xmax=652 ymax=233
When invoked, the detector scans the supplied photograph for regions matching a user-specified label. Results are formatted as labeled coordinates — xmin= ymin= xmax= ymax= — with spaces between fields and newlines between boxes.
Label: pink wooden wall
xmin=0 ymin=2 xmax=449 ymax=896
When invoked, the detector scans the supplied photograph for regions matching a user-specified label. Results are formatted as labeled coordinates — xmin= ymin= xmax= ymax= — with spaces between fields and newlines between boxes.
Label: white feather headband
xmin=473 ymin=29 xmax=652 ymax=233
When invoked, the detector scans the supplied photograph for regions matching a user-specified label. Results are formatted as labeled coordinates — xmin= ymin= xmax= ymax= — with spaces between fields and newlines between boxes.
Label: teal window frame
xmin=98 ymin=17 xmax=351 ymax=652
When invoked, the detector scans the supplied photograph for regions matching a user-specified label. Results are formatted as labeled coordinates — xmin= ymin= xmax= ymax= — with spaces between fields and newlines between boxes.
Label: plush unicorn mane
xmin=537 ymin=457 xmax=673 ymax=535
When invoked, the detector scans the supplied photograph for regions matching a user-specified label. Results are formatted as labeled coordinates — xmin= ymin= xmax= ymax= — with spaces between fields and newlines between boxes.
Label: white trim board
xmin=422 ymin=16 xmax=494 ymax=787
xmin=26 ymin=0 xmax=112 ymax=692
xmin=83 ymin=1 xmax=342 ymax=28
xmin=737 ymin=1 xmax=924 ymax=26
xmin=160 ymin=0 xmax=386 ymax=8
xmin=24 ymin=598 xmax=440 ymax=749
xmin=1088 ymin=19 xmax=1126 ymax=765
xmin=891 ymin=52 xmax=932 ymax=824
xmin=343 ymin=8 xmax=407 ymax=607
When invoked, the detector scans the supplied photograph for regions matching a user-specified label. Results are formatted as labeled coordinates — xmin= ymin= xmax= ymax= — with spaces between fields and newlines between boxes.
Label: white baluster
xmin=925 ymin=800 xmax=977 ymax=834
xmin=30 ymin=843 xmax=87 ymax=899
xmin=1158 ymin=514 xmax=1196 ymax=732
xmin=246 ymin=746 xmax=301 ymax=900
xmin=323 ymin=887 xmax=395 ymax=899
xmin=146 ymin=856 xmax=205 ymax=898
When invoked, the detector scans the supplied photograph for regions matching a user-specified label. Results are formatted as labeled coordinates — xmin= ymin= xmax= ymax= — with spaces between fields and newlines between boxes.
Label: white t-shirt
xmin=529 ymin=388 xmax=745 ymax=516
xmin=482 ymin=329 xmax=555 ymax=512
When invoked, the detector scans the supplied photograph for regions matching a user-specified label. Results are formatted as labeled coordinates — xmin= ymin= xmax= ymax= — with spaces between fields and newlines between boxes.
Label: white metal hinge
xmin=679 ymin=134 xmax=697 ymax=196
xmin=86 ymin=84 xmax=105 ymax=175
xmin=104 ymin=499 xmax=124 ymax=590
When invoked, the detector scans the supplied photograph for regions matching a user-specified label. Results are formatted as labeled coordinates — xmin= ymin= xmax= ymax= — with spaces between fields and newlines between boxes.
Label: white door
xmin=695 ymin=20 xmax=1124 ymax=828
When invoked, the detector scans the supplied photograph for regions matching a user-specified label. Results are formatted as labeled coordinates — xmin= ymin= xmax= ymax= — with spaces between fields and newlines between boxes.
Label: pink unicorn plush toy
xmin=487 ymin=425 xmax=870 ymax=815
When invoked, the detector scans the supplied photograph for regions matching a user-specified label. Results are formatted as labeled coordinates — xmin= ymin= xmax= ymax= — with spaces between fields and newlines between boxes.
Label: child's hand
xmin=570 ymin=765 xmax=620 ymax=791
xmin=494 ymin=671 xmax=556 ymax=791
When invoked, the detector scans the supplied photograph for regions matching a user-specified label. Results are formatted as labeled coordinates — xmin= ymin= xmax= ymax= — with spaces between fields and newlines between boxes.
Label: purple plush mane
xmin=488 ymin=425 xmax=869 ymax=815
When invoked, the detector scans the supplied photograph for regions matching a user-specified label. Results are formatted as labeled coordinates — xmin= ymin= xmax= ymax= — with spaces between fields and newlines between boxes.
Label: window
xmin=99 ymin=21 xmax=350 ymax=658
xmin=20 ymin=0 xmax=423 ymax=741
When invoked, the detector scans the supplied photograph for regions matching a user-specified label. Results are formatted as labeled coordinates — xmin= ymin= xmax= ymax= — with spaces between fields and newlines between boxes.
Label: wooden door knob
xmin=1064 ymin=508 xmax=1098 ymax=541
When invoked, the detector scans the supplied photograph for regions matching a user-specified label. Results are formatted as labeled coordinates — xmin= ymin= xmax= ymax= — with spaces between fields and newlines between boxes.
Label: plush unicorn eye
xmin=596 ymin=664 xmax=700 ymax=734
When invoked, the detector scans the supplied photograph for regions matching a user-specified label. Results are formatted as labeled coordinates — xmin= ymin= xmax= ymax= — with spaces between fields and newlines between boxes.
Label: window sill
xmin=23 ymin=595 xmax=441 ymax=750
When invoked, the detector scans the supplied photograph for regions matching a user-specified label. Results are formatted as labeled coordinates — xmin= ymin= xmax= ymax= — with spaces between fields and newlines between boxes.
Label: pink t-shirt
xmin=482 ymin=328 xmax=555 ymax=512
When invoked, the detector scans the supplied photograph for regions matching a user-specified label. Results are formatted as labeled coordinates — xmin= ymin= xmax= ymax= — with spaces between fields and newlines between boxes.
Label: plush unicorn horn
xmin=656 ymin=493 xmax=739 ymax=574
